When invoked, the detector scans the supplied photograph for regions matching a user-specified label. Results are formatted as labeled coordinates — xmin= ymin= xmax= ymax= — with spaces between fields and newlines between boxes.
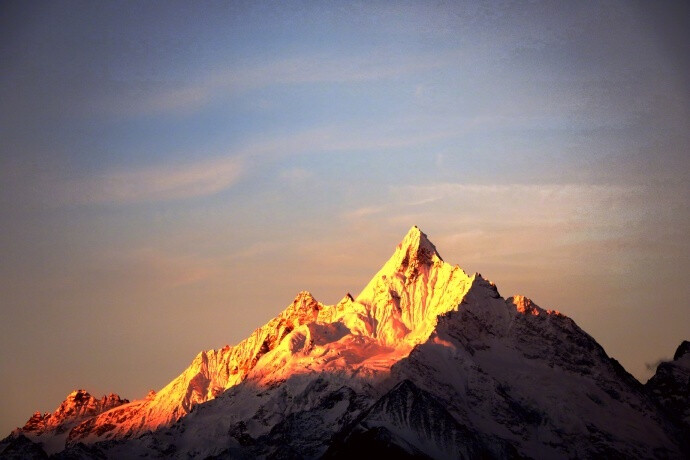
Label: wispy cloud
xmin=224 ymin=52 xmax=453 ymax=86
xmin=394 ymin=182 xmax=643 ymax=200
xmin=342 ymin=206 xmax=384 ymax=220
xmin=59 ymin=156 xmax=243 ymax=205
xmin=120 ymin=50 xmax=461 ymax=115
xmin=56 ymin=247 xmax=223 ymax=293
xmin=391 ymin=182 xmax=645 ymax=222
xmin=39 ymin=121 xmax=459 ymax=206
xmin=334 ymin=181 xmax=657 ymax=269
xmin=279 ymin=167 xmax=313 ymax=184
xmin=240 ymin=122 xmax=460 ymax=161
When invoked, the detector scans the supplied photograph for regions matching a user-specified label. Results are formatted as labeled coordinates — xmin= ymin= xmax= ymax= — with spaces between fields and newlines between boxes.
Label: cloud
xmin=391 ymin=182 xmax=646 ymax=222
xmin=333 ymin=182 xmax=655 ymax=274
xmin=244 ymin=121 xmax=461 ymax=161
xmin=342 ymin=206 xmax=384 ymax=220
xmin=227 ymin=122 xmax=456 ymax=164
xmin=231 ymin=240 xmax=287 ymax=260
xmin=279 ymin=167 xmax=313 ymax=183
xmin=223 ymin=52 xmax=450 ymax=86
xmin=120 ymin=248 xmax=220 ymax=288
xmin=333 ymin=181 xmax=664 ymax=272
xmin=37 ymin=120 xmax=462 ymax=207
xmin=59 ymin=156 xmax=243 ymax=205
xmin=121 ymin=50 xmax=460 ymax=115
xmin=16 ymin=48 xmax=465 ymax=119
xmin=57 ymin=247 xmax=223 ymax=293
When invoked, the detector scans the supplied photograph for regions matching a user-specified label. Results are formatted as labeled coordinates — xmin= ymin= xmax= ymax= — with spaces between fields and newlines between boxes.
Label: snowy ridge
xmin=20 ymin=390 xmax=126 ymax=434
xmin=64 ymin=290 xmax=332 ymax=443
xmin=2 ymin=226 xmax=687 ymax=458
xmin=323 ymin=379 xmax=512 ymax=459
xmin=387 ymin=278 xmax=679 ymax=458
xmin=9 ymin=390 xmax=127 ymax=455
xmin=62 ymin=226 xmax=475 ymax=445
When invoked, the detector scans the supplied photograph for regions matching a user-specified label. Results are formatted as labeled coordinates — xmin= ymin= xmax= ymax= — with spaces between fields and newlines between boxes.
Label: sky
xmin=1 ymin=0 xmax=688 ymax=435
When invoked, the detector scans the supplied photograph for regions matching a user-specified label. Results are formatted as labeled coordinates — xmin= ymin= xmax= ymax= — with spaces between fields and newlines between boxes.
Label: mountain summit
xmin=389 ymin=225 xmax=443 ymax=268
xmin=2 ymin=227 xmax=687 ymax=459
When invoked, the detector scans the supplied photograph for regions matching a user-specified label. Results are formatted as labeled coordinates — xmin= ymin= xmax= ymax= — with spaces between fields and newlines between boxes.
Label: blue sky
xmin=1 ymin=1 xmax=688 ymax=434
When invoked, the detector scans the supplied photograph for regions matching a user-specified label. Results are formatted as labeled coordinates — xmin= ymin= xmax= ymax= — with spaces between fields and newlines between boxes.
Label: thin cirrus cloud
xmin=128 ymin=50 xmax=461 ymax=115
xmin=279 ymin=167 xmax=313 ymax=183
xmin=390 ymin=182 xmax=646 ymax=216
xmin=50 ymin=130 xmax=334 ymax=206
xmin=342 ymin=206 xmax=384 ymax=221
xmin=82 ymin=247 xmax=222 ymax=291
xmin=57 ymin=156 xmax=244 ymax=206
xmin=387 ymin=182 xmax=685 ymax=265
xmin=51 ymin=124 xmax=463 ymax=206
xmin=337 ymin=181 xmax=667 ymax=276
xmin=345 ymin=181 xmax=652 ymax=246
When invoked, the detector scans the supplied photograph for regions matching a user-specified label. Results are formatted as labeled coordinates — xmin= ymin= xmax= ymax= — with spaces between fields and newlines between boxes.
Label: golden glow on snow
xmin=54 ymin=227 xmax=544 ymax=444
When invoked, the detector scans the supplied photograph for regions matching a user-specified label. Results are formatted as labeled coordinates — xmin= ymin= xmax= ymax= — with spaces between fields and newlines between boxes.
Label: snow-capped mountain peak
xmin=10 ymin=390 xmax=127 ymax=454
xmin=3 ymin=227 xmax=687 ymax=459
xmin=19 ymin=390 xmax=127 ymax=434
xmin=354 ymin=226 xmax=472 ymax=347
xmin=389 ymin=225 xmax=443 ymax=270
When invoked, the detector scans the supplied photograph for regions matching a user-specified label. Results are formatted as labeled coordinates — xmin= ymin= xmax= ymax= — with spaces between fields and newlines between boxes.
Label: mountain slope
xmin=63 ymin=290 xmax=334 ymax=444
xmin=646 ymin=341 xmax=690 ymax=446
xmin=62 ymin=226 xmax=473 ymax=446
xmin=4 ymin=391 xmax=127 ymax=455
xmin=2 ymin=226 xmax=686 ymax=459
xmin=387 ymin=279 xmax=680 ymax=458
xmin=323 ymin=379 xmax=517 ymax=460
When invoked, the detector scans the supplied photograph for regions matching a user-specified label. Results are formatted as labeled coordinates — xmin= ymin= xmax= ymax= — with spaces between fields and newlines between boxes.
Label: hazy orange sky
xmin=1 ymin=1 xmax=688 ymax=435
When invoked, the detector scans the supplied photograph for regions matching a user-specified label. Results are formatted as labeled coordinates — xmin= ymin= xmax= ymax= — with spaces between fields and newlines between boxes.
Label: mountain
xmin=323 ymin=379 xmax=518 ymax=459
xmin=646 ymin=341 xmax=690 ymax=450
xmin=4 ymin=391 xmax=127 ymax=456
xmin=1 ymin=226 xmax=687 ymax=459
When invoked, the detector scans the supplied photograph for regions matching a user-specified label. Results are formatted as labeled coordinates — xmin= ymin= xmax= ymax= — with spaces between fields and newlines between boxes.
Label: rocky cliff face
xmin=61 ymin=289 xmax=334 ymax=443
xmin=59 ymin=226 xmax=475 ymax=446
xmin=646 ymin=341 xmax=690 ymax=445
xmin=5 ymin=391 xmax=127 ymax=455
xmin=2 ymin=227 xmax=687 ymax=459
xmin=21 ymin=390 xmax=127 ymax=434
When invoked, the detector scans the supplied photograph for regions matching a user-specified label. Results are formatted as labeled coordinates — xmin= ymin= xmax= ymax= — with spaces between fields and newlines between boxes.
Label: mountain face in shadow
xmin=2 ymin=227 xmax=687 ymax=459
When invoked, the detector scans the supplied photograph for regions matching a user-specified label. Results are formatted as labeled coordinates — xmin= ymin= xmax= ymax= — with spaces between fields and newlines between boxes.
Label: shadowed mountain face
xmin=646 ymin=340 xmax=690 ymax=449
xmin=2 ymin=227 xmax=687 ymax=459
xmin=323 ymin=379 xmax=519 ymax=460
